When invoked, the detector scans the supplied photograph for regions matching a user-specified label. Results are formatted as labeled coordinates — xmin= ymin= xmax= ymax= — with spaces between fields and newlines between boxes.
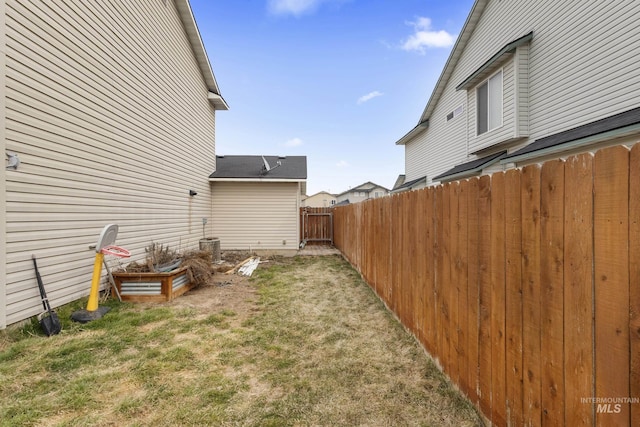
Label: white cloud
xmin=336 ymin=160 xmax=349 ymax=167
xmin=283 ymin=137 xmax=303 ymax=147
xmin=268 ymin=0 xmax=323 ymax=16
xmin=401 ymin=17 xmax=456 ymax=54
xmin=357 ymin=91 xmax=383 ymax=105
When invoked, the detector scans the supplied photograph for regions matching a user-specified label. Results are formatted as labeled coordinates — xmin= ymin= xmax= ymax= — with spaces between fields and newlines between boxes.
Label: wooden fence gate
xmin=300 ymin=207 xmax=333 ymax=246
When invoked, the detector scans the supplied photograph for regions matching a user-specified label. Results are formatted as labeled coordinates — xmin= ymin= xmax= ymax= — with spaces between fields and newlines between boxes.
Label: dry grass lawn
xmin=0 ymin=255 xmax=483 ymax=426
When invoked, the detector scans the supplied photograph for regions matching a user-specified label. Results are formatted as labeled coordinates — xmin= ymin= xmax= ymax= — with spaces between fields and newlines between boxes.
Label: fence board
xmin=491 ymin=172 xmax=507 ymax=427
xmin=594 ymin=146 xmax=630 ymax=426
xmin=563 ymin=153 xmax=594 ymax=426
xmin=414 ymin=190 xmax=427 ymax=346
xmin=466 ymin=177 xmax=480 ymax=405
xmin=435 ymin=185 xmax=445 ymax=367
xmin=408 ymin=191 xmax=420 ymax=337
xmin=441 ymin=184 xmax=452 ymax=375
xmin=425 ymin=187 xmax=437 ymax=356
xmin=505 ymin=169 xmax=523 ymax=427
xmin=457 ymin=180 xmax=469 ymax=397
xmin=477 ymin=175 xmax=492 ymax=418
xmin=630 ymin=144 xmax=640 ymax=427
xmin=450 ymin=182 xmax=461 ymax=385
xmin=540 ymin=159 xmax=565 ymax=427
xmin=521 ymin=164 xmax=542 ymax=427
xmin=331 ymin=142 xmax=639 ymax=427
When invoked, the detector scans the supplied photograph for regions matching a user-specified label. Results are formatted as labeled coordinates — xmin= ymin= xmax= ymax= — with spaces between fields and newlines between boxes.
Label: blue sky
xmin=189 ymin=0 xmax=475 ymax=195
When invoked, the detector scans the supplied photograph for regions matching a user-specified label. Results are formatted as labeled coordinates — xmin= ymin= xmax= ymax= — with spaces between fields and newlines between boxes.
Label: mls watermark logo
xmin=581 ymin=397 xmax=639 ymax=413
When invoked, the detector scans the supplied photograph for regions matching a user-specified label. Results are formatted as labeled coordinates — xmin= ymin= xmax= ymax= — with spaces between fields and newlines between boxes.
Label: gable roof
xmin=209 ymin=155 xmax=307 ymax=181
xmin=395 ymin=0 xmax=489 ymax=145
xmin=337 ymin=181 xmax=390 ymax=197
xmin=175 ymin=0 xmax=229 ymax=110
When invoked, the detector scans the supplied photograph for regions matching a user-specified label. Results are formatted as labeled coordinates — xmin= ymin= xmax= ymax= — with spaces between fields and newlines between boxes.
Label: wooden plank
xmin=457 ymin=180 xmax=469 ymax=397
xmin=414 ymin=189 xmax=428 ymax=346
xmin=540 ymin=159 xmax=565 ymax=427
xmin=384 ymin=197 xmax=395 ymax=305
xmin=467 ymin=177 xmax=480 ymax=405
xmin=490 ymin=172 xmax=507 ymax=427
xmin=504 ymin=168 xmax=523 ymax=427
xmin=390 ymin=196 xmax=401 ymax=314
xmin=630 ymin=144 xmax=640 ymax=427
xmin=441 ymin=183 xmax=452 ymax=375
xmin=521 ymin=164 xmax=542 ymax=427
xmin=594 ymin=145 xmax=630 ymax=426
xmin=477 ymin=174 xmax=492 ymax=418
xmin=425 ymin=187 xmax=437 ymax=356
xmin=563 ymin=152 xmax=594 ymax=426
xmin=435 ymin=185 xmax=444 ymax=366
xmin=449 ymin=181 xmax=460 ymax=385
xmin=408 ymin=192 xmax=418 ymax=339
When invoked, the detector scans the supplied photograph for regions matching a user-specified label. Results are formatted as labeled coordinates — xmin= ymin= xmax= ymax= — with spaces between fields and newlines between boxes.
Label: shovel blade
xmin=40 ymin=312 xmax=61 ymax=336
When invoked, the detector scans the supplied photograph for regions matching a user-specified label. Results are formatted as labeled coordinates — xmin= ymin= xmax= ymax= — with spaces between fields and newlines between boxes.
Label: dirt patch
xmin=165 ymin=271 xmax=257 ymax=324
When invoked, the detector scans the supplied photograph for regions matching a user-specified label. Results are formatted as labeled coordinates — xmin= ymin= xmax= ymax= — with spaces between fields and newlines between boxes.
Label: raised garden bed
xmin=112 ymin=267 xmax=194 ymax=303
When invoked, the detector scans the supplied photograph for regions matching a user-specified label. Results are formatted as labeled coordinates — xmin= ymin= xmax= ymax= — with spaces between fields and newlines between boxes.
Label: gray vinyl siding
xmin=404 ymin=0 xmax=640 ymax=183
xmin=515 ymin=45 xmax=529 ymax=138
xmin=210 ymin=182 xmax=301 ymax=252
xmin=405 ymin=91 xmax=468 ymax=186
xmin=4 ymin=0 xmax=217 ymax=325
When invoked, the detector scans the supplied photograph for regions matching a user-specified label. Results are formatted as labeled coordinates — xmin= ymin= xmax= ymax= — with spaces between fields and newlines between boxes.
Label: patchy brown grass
xmin=0 ymin=255 xmax=482 ymax=426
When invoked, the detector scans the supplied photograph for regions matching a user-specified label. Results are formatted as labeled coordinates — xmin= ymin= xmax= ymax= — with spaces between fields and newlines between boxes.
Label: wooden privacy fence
xmin=333 ymin=144 xmax=640 ymax=427
xmin=300 ymin=207 xmax=333 ymax=245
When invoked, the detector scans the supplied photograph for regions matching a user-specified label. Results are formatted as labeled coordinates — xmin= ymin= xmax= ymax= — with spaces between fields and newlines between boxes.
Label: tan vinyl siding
xmin=211 ymin=182 xmax=300 ymax=252
xmin=1 ymin=0 xmax=7 ymax=328
xmin=4 ymin=1 xmax=217 ymax=325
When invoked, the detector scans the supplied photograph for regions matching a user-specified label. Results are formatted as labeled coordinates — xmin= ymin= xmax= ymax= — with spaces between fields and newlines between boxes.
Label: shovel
xmin=32 ymin=255 xmax=62 ymax=336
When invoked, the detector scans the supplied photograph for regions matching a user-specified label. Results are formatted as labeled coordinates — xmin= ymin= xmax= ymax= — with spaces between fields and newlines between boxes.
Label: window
xmin=476 ymin=70 xmax=502 ymax=135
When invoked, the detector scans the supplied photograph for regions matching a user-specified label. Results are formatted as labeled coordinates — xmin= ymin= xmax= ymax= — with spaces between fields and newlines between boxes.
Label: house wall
xmin=303 ymin=192 xmax=336 ymax=208
xmin=3 ymin=1 xmax=217 ymax=326
xmin=210 ymin=182 xmax=301 ymax=253
xmin=405 ymin=0 xmax=640 ymax=184
xmin=1 ymin=0 xmax=7 ymax=329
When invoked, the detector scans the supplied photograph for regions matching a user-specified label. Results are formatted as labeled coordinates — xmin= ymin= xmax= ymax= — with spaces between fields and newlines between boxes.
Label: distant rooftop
xmin=209 ymin=155 xmax=307 ymax=180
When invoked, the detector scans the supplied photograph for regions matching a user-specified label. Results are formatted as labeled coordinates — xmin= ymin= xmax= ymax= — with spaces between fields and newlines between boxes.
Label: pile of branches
xmin=180 ymin=249 xmax=213 ymax=287
xmin=115 ymin=243 xmax=214 ymax=287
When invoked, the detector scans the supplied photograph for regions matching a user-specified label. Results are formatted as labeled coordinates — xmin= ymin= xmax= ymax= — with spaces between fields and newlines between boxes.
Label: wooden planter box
xmin=112 ymin=267 xmax=193 ymax=303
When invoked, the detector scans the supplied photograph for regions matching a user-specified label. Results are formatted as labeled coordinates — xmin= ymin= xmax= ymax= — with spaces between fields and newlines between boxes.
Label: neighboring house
xmin=396 ymin=0 xmax=640 ymax=185
xmin=336 ymin=182 xmax=390 ymax=204
xmin=302 ymin=191 xmax=337 ymax=208
xmin=209 ymin=155 xmax=307 ymax=254
xmin=1 ymin=1 xmax=228 ymax=328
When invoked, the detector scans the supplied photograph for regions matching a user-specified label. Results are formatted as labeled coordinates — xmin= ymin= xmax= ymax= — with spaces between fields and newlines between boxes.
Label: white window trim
xmin=475 ymin=68 xmax=503 ymax=136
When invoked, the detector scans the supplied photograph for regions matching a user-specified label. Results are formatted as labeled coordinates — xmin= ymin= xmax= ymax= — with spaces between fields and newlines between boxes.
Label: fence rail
xmin=333 ymin=144 xmax=640 ymax=427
